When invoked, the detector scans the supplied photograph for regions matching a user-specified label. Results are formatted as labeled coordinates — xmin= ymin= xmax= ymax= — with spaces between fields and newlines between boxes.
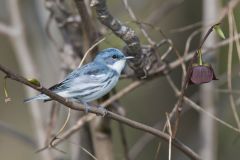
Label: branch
xmin=121 ymin=0 xmax=155 ymax=45
xmin=0 ymin=64 xmax=201 ymax=160
xmin=90 ymin=0 xmax=145 ymax=78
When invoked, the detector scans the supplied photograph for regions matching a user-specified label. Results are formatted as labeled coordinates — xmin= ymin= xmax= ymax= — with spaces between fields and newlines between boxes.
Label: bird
xmin=24 ymin=48 xmax=133 ymax=113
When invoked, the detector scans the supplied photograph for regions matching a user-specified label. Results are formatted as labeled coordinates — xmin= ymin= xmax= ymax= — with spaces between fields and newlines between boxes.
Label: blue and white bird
xmin=24 ymin=48 xmax=133 ymax=111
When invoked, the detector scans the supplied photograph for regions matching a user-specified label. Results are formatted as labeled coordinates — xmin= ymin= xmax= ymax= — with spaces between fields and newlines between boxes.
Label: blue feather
xmin=24 ymin=48 xmax=128 ymax=104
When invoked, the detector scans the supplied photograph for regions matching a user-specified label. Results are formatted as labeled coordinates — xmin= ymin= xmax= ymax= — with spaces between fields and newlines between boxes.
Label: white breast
xmin=107 ymin=59 xmax=126 ymax=74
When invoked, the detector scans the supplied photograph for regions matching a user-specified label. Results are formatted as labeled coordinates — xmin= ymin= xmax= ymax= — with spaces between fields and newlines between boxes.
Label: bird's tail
xmin=24 ymin=94 xmax=49 ymax=103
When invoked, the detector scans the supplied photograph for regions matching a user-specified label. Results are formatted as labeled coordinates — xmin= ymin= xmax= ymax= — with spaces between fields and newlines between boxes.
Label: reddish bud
xmin=189 ymin=64 xmax=217 ymax=85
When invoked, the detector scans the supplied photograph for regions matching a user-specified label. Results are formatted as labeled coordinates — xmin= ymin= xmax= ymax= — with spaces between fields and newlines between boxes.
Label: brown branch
xmin=0 ymin=64 xmax=201 ymax=160
xmin=90 ymin=0 xmax=145 ymax=78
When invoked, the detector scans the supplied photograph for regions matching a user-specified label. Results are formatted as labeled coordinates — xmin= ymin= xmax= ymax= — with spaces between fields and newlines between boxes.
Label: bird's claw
xmin=84 ymin=105 xmax=91 ymax=114
xmin=83 ymin=102 xmax=107 ymax=116
xmin=97 ymin=106 xmax=107 ymax=117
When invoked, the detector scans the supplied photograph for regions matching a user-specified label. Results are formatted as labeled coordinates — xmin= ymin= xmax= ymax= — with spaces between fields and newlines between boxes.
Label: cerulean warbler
xmin=24 ymin=48 xmax=133 ymax=112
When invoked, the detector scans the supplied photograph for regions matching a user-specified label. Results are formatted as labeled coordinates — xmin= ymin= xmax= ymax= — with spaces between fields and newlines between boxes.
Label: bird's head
xmin=95 ymin=48 xmax=133 ymax=74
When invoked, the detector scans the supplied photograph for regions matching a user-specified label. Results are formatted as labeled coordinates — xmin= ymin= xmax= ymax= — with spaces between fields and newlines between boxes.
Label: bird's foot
xmin=96 ymin=105 xmax=107 ymax=117
xmin=84 ymin=105 xmax=91 ymax=114
xmin=81 ymin=102 xmax=91 ymax=114
xmin=83 ymin=102 xmax=107 ymax=116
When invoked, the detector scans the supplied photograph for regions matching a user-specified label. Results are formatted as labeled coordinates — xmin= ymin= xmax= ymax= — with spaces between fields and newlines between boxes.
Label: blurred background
xmin=0 ymin=0 xmax=240 ymax=160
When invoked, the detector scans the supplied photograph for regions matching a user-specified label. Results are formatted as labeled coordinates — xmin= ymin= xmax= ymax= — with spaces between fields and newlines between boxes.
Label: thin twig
xmin=61 ymin=139 xmax=99 ymax=160
xmin=52 ymin=108 xmax=71 ymax=142
xmin=215 ymin=89 xmax=240 ymax=94
xmin=165 ymin=70 xmax=240 ymax=134
xmin=227 ymin=11 xmax=240 ymax=129
xmin=121 ymin=0 xmax=155 ymax=45
xmin=136 ymin=21 xmax=187 ymax=82
xmin=170 ymin=21 xmax=203 ymax=34
xmin=232 ymin=11 xmax=240 ymax=63
xmin=78 ymin=37 xmax=106 ymax=68
xmin=91 ymin=0 xmax=145 ymax=77
xmin=166 ymin=113 xmax=172 ymax=160
xmin=154 ymin=76 xmax=179 ymax=160
xmin=45 ymin=102 xmax=59 ymax=146
xmin=184 ymin=97 xmax=240 ymax=134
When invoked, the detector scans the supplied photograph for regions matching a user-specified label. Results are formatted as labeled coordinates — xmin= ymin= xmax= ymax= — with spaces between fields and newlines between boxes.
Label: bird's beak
xmin=125 ymin=56 xmax=134 ymax=60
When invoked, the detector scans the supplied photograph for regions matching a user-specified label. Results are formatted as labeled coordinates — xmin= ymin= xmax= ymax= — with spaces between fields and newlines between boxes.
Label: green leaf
xmin=28 ymin=78 xmax=41 ymax=87
xmin=214 ymin=25 xmax=225 ymax=39
xmin=3 ymin=77 xmax=11 ymax=103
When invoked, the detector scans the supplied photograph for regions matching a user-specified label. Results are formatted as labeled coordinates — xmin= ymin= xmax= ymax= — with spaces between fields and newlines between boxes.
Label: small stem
xmin=198 ymin=50 xmax=203 ymax=65
xmin=198 ymin=23 xmax=220 ymax=50
xmin=3 ymin=76 xmax=9 ymax=98
xmin=3 ymin=76 xmax=11 ymax=103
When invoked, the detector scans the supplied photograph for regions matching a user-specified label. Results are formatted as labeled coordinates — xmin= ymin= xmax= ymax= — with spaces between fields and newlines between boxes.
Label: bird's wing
xmin=48 ymin=62 xmax=109 ymax=92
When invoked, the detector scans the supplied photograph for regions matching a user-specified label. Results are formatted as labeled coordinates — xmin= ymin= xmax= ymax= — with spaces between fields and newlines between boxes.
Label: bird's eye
xmin=112 ymin=55 xmax=118 ymax=59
